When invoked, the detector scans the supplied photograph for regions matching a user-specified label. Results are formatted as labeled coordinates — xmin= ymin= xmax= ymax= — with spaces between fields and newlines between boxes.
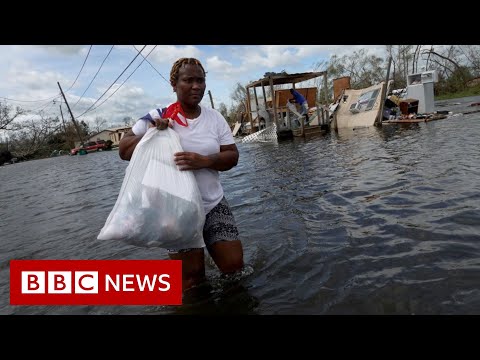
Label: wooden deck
xmin=292 ymin=125 xmax=327 ymax=138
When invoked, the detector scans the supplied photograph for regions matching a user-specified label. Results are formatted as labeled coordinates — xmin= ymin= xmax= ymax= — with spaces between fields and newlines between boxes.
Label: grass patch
xmin=435 ymin=85 xmax=480 ymax=101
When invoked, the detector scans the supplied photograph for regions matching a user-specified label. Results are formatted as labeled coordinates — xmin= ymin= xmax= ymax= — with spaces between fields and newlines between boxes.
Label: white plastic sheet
xmin=97 ymin=127 xmax=205 ymax=249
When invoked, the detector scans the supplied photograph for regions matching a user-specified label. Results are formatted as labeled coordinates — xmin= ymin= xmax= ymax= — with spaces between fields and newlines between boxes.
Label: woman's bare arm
xmin=119 ymin=130 xmax=143 ymax=161
xmin=174 ymin=144 xmax=239 ymax=171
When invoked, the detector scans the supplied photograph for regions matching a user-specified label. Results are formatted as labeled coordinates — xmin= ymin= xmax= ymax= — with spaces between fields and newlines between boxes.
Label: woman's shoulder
xmin=200 ymin=104 xmax=224 ymax=120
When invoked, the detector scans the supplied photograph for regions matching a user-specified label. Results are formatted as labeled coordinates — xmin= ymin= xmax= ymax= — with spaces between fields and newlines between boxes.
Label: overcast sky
xmin=0 ymin=45 xmax=389 ymax=128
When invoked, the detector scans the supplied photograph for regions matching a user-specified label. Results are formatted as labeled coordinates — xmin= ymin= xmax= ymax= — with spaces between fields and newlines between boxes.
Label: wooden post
xmin=316 ymin=106 xmax=321 ymax=126
xmin=59 ymin=103 xmax=73 ymax=149
xmin=301 ymin=115 xmax=305 ymax=137
xmin=261 ymin=83 xmax=268 ymax=107
xmin=323 ymin=72 xmax=329 ymax=105
xmin=269 ymin=77 xmax=278 ymax=131
xmin=246 ymin=87 xmax=253 ymax=134
xmin=253 ymin=87 xmax=260 ymax=129
xmin=286 ymin=107 xmax=291 ymax=129
xmin=208 ymin=90 xmax=214 ymax=109
xmin=59 ymin=104 xmax=67 ymax=134
xmin=261 ymin=83 xmax=268 ymax=126
xmin=376 ymin=56 xmax=392 ymax=127
xmin=253 ymin=87 xmax=259 ymax=113
xmin=57 ymin=81 xmax=84 ymax=145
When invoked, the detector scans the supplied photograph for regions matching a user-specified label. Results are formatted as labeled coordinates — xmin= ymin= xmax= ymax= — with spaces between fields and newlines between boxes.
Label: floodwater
xmin=1 ymin=96 xmax=479 ymax=315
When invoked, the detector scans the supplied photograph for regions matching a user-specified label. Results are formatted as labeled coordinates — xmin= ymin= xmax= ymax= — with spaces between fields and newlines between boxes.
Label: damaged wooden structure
xmin=329 ymin=57 xmax=392 ymax=131
xmin=243 ymin=71 xmax=331 ymax=141
xmin=330 ymin=81 xmax=388 ymax=130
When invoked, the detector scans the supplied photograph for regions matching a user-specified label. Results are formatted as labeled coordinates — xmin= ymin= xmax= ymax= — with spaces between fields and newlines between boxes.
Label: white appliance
xmin=406 ymin=70 xmax=438 ymax=114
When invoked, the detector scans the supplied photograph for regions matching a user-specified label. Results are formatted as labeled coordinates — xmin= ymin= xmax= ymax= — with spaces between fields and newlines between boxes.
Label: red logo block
xmin=10 ymin=260 xmax=182 ymax=305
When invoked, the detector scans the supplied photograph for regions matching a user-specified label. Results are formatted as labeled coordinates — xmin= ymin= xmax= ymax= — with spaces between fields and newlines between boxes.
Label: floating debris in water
xmin=242 ymin=124 xmax=278 ymax=143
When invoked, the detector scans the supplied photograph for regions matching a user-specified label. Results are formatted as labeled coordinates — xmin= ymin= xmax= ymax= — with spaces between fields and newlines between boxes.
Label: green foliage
xmin=79 ymin=120 xmax=90 ymax=138
xmin=435 ymin=84 xmax=480 ymax=101
xmin=231 ymin=83 xmax=247 ymax=105
xmin=326 ymin=49 xmax=386 ymax=89
xmin=218 ymin=103 xmax=232 ymax=125
xmin=228 ymin=83 xmax=249 ymax=125
xmin=435 ymin=66 xmax=472 ymax=95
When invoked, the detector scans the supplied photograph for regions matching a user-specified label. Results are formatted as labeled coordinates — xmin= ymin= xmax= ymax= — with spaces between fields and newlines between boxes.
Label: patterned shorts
xmin=167 ymin=196 xmax=240 ymax=254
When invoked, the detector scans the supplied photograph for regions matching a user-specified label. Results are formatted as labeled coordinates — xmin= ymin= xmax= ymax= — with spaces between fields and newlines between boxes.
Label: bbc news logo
xmin=10 ymin=260 xmax=182 ymax=305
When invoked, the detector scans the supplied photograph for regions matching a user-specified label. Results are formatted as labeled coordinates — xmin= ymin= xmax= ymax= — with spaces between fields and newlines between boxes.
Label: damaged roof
xmin=246 ymin=71 xmax=326 ymax=88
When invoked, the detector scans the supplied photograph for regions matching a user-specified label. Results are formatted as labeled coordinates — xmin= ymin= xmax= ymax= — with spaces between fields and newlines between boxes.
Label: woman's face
xmin=174 ymin=64 xmax=206 ymax=107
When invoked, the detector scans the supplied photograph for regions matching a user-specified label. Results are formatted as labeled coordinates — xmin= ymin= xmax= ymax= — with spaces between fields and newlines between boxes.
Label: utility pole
xmin=59 ymin=103 xmax=74 ymax=149
xmin=208 ymin=90 xmax=215 ymax=109
xmin=59 ymin=104 xmax=67 ymax=134
xmin=57 ymin=81 xmax=84 ymax=145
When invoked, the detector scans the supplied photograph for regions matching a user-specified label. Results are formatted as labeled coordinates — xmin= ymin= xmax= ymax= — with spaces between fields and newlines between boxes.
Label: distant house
xmin=87 ymin=126 xmax=132 ymax=146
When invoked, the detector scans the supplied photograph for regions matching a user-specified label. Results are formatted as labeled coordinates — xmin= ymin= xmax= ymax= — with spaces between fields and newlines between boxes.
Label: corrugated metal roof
xmin=106 ymin=126 xmax=132 ymax=132
xmin=246 ymin=71 xmax=326 ymax=88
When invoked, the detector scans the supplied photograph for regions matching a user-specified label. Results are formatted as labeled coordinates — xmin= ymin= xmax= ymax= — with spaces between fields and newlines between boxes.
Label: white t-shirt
xmin=132 ymin=104 xmax=235 ymax=214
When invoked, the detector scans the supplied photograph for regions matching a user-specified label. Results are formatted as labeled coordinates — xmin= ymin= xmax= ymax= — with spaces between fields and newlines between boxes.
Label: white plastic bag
xmin=97 ymin=127 xmax=205 ymax=249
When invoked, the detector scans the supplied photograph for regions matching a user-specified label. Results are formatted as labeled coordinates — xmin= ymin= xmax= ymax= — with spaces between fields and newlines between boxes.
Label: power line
xmin=75 ymin=45 xmax=147 ymax=119
xmin=16 ymin=97 xmax=61 ymax=124
xmin=0 ymin=45 xmax=93 ymax=104
xmin=28 ymin=96 xmax=62 ymax=113
xmin=72 ymin=45 xmax=115 ymax=109
xmin=64 ymin=45 xmax=93 ymax=93
xmin=0 ymin=93 xmax=61 ymax=103
xmin=77 ymin=45 xmax=157 ymax=119
xmin=132 ymin=45 xmax=170 ymax=84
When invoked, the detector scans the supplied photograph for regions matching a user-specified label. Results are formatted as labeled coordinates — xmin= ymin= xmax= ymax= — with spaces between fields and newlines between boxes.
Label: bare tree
xmin=401 ymin=45 xmax=414 ymax=81
xmin=423 ymin=47 xmax=462 ymax=73
xmin=0 ymin=101 xmax=26 ymax=131
xmin=9 ymin=112 xmax=63 ymax=159
xmin=229 ymin=83 xmax=248 ymax=123
xmin=412 ymin=45 xmax=423 ymax=73
xmin=420 ymin=45 xmax=473 ymax=94
xmin=123 ymin=116 xmax=133 ymax=127
xmin=90 ymin=116 xmax=108 ymax=134
xmin=218 ymin=103 xmax=231 ymax=124
xmin=62 ymin=121 xmax=79 ymax=149
xmin=324 ymin=49 xmax=386 ymax=89
xmin=386 ymin=45 xmax=426 ymax=88
xmin=231 ymin=83 xmax=248 ymax=110
xmin=458 ymin=45 xmax=480 ymax=76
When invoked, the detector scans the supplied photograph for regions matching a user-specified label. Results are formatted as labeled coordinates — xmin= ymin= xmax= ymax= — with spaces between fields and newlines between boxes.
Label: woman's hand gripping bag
xmin=97 ymin=127 xmax=205 ymax=249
